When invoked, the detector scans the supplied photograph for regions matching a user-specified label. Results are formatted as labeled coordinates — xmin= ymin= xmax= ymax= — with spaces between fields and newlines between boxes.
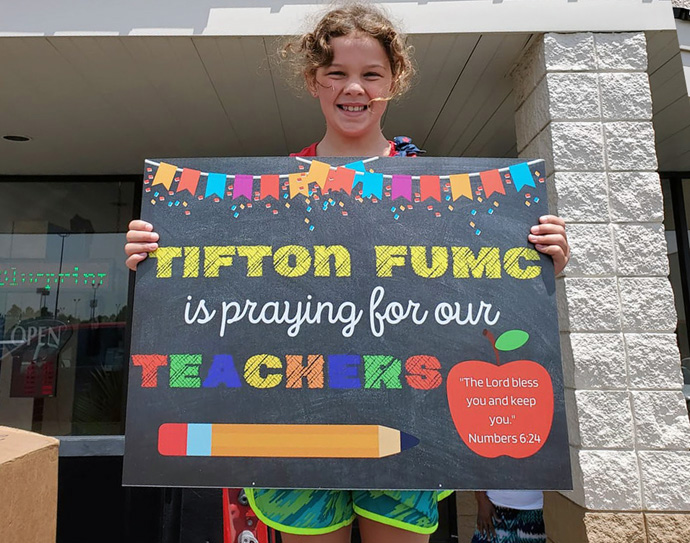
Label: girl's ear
xmin=306 ymin=75 xmax=318 ymax=98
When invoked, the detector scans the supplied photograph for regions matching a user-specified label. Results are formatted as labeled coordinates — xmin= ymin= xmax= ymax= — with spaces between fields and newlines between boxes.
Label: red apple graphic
xmin=446 ymin=329 xmax=554 ymax=458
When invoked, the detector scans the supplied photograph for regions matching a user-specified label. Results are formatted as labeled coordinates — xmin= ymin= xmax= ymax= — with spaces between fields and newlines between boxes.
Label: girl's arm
xmin=124 ymin=220 xmax=159 ymax=271
xmin=474 ymin=491 xmax=497 ymax=538
xmin=528 ymin=215 xmax=570 ymax=275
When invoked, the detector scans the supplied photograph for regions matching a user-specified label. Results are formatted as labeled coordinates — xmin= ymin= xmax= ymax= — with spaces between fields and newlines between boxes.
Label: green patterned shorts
xmin=245 ymin=488 xmax=453 ymax=535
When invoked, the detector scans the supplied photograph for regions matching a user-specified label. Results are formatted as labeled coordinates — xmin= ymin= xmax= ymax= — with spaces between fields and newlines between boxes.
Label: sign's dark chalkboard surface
xmin=123 ymin=156 xmax=572 ymax=490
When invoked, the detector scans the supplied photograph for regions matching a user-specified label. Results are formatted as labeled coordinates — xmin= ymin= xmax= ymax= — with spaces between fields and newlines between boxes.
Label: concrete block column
xmin=512 ymin=31 xmax=690 ymax=537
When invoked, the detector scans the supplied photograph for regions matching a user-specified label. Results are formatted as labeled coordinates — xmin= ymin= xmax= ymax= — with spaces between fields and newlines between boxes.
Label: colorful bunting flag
xmin=420 ymin=175 xmax=441 ymax=202
xmin=205 ymin=173 xmax=227 ymax=199
xmin=177 ymin=168 xmax=201 ymax=195
xmin=509 ymin=163 xmax=536 ymax=192
xmin=233 ymin=175 xmax=253 ymax=200
xmin=152 ymin=162 xmax=177 ymax=190
xmin=325 ymin=167 xmax=355 ymax=195
xmin=361 ymin=172 xmax=384 ymax=199
xmin=391 ymin=175 xmax=412 ymax=201
xmin=480 ymin=169 xmax=505 ymax=198
xmin=289 ymin=173 xmax=309 ymax=198
xmin=344 ymin=161 xmax=366 ymax=172
xmin=260 ymin=175 xmax=280 ymax=200
xmin=449 ymin=174 xmax=472 ymax=201
xmin=306 ymin=160 xmax=331 ymax=189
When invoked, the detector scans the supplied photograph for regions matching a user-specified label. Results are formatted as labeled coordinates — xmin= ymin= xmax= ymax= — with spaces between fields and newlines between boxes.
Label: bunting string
xmin=144 ymin=157 xmax=545 ymax=235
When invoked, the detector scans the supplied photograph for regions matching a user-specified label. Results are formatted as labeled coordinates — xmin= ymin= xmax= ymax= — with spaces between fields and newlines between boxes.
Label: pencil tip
xmin=400 ymin=431 xmax=420 ymax=451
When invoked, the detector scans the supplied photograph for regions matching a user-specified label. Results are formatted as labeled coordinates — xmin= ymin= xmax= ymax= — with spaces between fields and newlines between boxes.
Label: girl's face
xmin=311 ymin=33 xmax=394 ymax=141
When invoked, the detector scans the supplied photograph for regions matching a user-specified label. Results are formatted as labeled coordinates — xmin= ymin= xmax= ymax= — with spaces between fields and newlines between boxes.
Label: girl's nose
xmin=343 ymin=78 xmax=365 ymax=94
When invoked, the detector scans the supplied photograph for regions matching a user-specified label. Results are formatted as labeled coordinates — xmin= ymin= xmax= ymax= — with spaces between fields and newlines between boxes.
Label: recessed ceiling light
xmin=3 ymin=135 xmax=32 ymax=142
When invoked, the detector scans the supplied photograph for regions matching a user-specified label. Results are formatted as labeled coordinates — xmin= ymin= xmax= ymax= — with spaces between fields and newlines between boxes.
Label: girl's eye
xmin=327 ymin=71 xmax=346 ymax=78
xmin=364 ymin=72 xmax=383 ymax=80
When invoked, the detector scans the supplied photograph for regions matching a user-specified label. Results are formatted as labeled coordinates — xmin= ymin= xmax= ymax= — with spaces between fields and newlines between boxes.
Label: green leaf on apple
xmin=494 ymin=330 xmax=529 ymax=351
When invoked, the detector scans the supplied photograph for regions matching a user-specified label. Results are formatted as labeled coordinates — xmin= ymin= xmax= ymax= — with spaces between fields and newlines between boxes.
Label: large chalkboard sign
xmin=123 ymin=156 xmax=572 ymax=491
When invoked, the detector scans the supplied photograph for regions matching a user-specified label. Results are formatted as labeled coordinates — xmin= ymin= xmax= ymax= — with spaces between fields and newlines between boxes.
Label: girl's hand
xmin=124 ymin=220 xmax=159 ymax=271
xmin=528 ymin=215 xmax=569 ymax=275
xmin=475 ymin=491 xmax=497 ymax=538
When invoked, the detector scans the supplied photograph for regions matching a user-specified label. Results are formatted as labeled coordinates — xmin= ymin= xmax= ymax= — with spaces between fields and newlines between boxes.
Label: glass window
xmin=661 ymin=176 xmax=690 ymax=415
xmin=0 ymin=178 xmax=136 ymax=436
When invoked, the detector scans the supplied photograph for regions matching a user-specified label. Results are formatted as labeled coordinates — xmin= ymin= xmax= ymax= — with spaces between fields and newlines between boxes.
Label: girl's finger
xmin=128 ymin=219 xmax=154 ymax=232
xmin=530 ymin=223 xmax=566 ymax=237
xmin=528 ymin=233 xmax=568 ymax=249
xmin=539 ymin=214 xmax=566 ymax=227
xmin=125 ymin=242 xmax=158 ymax=256
xmin=125 ymin=253 xmax=148 ymax=271
xmin=126 ymin=229 xmax=159 ymax=243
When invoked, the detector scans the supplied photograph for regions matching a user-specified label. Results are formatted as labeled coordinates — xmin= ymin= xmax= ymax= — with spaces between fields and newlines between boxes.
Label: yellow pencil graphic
xmin=158 ymin=423 xmax=420 ymax=458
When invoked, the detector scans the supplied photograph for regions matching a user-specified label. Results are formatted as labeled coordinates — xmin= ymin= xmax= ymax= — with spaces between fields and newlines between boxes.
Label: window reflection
xmin=661 ymin=177 xmax=690 ymax=414
xmin=0 ymin=179 xmax=134 ymax=436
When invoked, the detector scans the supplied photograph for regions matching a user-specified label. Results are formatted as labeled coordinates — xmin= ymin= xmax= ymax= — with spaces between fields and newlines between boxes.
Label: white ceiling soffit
xmin=0 ymin=33 xmax=529 ymax=175
xmin=0 ymin=0 xmax=677 ymax=38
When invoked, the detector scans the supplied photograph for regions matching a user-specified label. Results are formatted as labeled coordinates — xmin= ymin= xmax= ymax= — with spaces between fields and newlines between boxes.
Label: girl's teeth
xmin=341 ymin=105 xmax=366 ymax=112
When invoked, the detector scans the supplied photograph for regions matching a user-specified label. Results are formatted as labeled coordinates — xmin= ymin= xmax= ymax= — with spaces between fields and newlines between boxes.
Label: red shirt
xmin=291 ymin=141 xmax=399 ymax=157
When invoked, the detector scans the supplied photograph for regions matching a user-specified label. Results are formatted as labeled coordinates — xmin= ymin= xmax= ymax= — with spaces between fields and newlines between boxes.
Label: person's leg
xmin=280 ymin=524 xmax=352 ymax=543
xmin=358 ymin=516 xmax=430 ymax=543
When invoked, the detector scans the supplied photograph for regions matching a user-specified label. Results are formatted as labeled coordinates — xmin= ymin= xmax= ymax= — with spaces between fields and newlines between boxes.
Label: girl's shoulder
xmin=290 ymin=142 xmax=319 ymax=157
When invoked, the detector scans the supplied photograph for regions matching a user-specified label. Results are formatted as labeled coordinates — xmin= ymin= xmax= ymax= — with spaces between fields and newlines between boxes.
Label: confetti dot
xmin=150 ymin=199 xmax=156 ymax=205
xmin=534 ymin=197 xmax=540 ymax=203
xmin=488 ymin=208 xmax=493 ymax=214
xmin=168 ymin=202 xmax=173 ymax=207
xmin=477 ymin=197 xmax=483 ymax=203
xmin=174 ymin=201 xmax=180 ymax=206
xmin=266 ymin=203 xmax=272 ymax=208
xmin=539 ymin=178 xmax=545 ymax=183
xmin=183 ymin=202 xmax=188 ymax=207
xmin=298 ymin=165 xmax=304 ymax=170
xmin=448 ymin=205 xmax=454 ymax=211
xmin=342 ymin=211 xmax=348 ymax=216
xmin=534 ymin=171 xmax=540 ymax=177
xmin=494 ymin=201 xmax=499 ymax=207
xmin=285 ymin=203 xmax=290 ymax=209
xmin=198 ymin=195 xmax=204 ymax=200
xmin=159 ymin=196 xmax=165 ymax=201
xmin=525 ymin=201 xmax=531 ymax=206
xmin=445 ymin=195 xmax=451 ymax=201
xmin=272 ymin=209 xmax=278 ymax=215
xmin=154 ymin=191 xmax=159 ymax=197
xmin=339 ymin=202 xmax=344 ymax=207
xmin=400 ymin=206 xmax=405 ymax=211
xmin=214 ymin=197 xmax=220 ymax=203
xmin=169 ymin=191 xmax=174 ymax=196
xmin=470 ymin=221 xmax=475 ymax=227
xmin=435 ymin=212 xmax=441 ymax=217
xmin=145 ymin=187 xmax=151 ymax=193
xmin=234 ymin=212 xmax=239 ymax=218
xmin=471 ymin=209 xmax=477 ymax=215
xmin=407 ymin=205 xmax=413 ymax=210
xmin=240 ymin=204 xmax=245 ymax=210
xmin=185 ymin=210 xmax=191 ymax=216
xmin=427 ymin=205 xmax=433 ymax=211
xmin=394 ymin=214 xmax=399 ymax=220
xmin=475 ymin=229 xmax=481 ymax=235
xmin=147 ymin=167 xmax=152 ymax=172
xmin=305 ymin=198 xmax=311 ymax=205
xmin=307 ymin=206 xmax=312 ymax=212
xmin=525 ymin=193 xmax=531 ymax=199
xmin=304 ymin=218 xmax=310 ymax=224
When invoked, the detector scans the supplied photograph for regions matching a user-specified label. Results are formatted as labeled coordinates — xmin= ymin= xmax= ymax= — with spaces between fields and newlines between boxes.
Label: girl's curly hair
xmin=282 ymin=3 xmax=415 ymax=99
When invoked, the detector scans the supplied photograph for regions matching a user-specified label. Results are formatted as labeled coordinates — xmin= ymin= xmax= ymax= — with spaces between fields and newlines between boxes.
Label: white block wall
xmin=513 ymin=32 xmax=690 ymax=512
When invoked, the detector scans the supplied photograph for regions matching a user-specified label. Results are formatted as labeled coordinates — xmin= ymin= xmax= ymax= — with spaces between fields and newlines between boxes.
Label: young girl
xmin=125 ymin=4 xmax=569 ymax=543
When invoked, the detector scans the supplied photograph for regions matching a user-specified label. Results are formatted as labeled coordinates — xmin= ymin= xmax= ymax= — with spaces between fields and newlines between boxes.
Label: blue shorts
xmin=245 ymin=488 xmax=453 ymax=535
